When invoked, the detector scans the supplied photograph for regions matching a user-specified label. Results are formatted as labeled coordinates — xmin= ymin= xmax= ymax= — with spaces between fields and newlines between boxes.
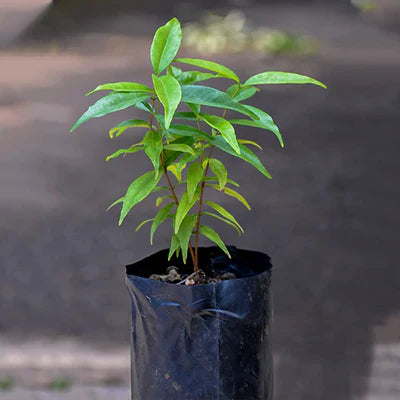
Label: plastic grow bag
xmin=126 ymin=246 xmax=273 ymax=400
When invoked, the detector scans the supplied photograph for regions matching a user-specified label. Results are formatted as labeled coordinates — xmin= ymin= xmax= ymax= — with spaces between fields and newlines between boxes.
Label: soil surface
xmin=149 ymin=266 xmax=237 ymax=284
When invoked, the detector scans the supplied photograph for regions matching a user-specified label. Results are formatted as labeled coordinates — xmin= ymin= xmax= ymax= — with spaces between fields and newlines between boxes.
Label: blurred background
xmin=0 ymin=0 xmax=399 ymax=399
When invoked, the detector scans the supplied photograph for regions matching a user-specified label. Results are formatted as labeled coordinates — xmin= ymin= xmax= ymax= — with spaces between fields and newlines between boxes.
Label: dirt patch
xmin=149 ymin=265 xmax=237 ymax=285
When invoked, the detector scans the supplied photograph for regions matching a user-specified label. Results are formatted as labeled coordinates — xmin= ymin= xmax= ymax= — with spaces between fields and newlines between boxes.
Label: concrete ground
xmin=0 ymin=1 xmax=399 ymax=399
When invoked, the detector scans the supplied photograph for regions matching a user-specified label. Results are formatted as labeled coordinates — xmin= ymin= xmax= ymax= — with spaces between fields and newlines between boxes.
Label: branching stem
xmin=192 ymin=84 xmax=241 ymax=270
xmin=149 ymin=97 xmax=196 ymax=265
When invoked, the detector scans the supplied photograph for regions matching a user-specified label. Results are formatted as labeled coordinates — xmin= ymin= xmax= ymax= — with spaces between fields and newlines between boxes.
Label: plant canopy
xmin=70 ymin=17 xmax=326 ymax=271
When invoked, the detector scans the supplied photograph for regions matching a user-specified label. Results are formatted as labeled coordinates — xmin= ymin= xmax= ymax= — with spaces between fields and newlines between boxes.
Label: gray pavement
xmin=0 ymin=2 xmax=399 ymax=399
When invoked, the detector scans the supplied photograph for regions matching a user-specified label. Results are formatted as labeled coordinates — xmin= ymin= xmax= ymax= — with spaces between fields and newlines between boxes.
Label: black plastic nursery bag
xmin=126 ymin=246 xmax=273 ymax=400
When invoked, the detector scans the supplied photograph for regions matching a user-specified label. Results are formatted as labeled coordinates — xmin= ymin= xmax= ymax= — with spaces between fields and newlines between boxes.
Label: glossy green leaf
xmin=199 ymin=225 xmax=230 ymax=258
xmin=163 ymin=143 xmax=195 ymax=155
xmin=151 ymin=18 xmax=182 ymax=74
xmin=168 ymin=65 xmax=183 ymax=76
xmin=167 ymin=163 xmax=185 ymax=182
xmin=203 ymin=212 xmax=242 ymax=235
xmin=152 ymin=74 xmax=181 ymax=129
xmin=119 ymin=171 xmax=161 ymax=225
xmin=152 ymin=185 xmax=168 ymax=193
xmin=202 ymin=177 xmax=240 ymax=187
xmin=105 ymin=145 xmax=143 ymax=161
xmin=70 ymin=92 xmax=151 ymax=132
xmin=174 ymin=189 xmax=200 ymax=234
xmin=169 ymin=125 xmax=271 ymax=178
xmin=107 ymin=196 xmax=124 ymax=212
xmin=176 ymin=149 xmax=201 ymax=172
xmin=237 ymin=139 xmax=262 ymax=149
xmin=175 ymin=58 xmax=240 ymax=83
xmin=109 ymin=119 xmax=151 ymax=138
xmin=208 ymin=184 xmax=251 ymax=210
xmin=226 ymin=84 xmax=259 ymax=101
xmin=150 ymin=202 xmax=174 ymax=245
xmin=208 ymin=158 xmax=227 ymax=190
xmin=143 ymin=130 xmax=163 ymax=171
xmin=175 ymin=71 xmax=217 ymax=85
xmin=86 ymin=82 xmax=153 ymax=96
xmin=240 ymin=104 xmax=283 ymax=147
xmin=181 ymin=85 xmax=257 ymax=119
xmin=135 ymin=101 xmax=152 ymax=113
xmin=163 ymin=138 xmax=196 ymax=169
xmin=156 ymin=195 xmax=173 ymax=207
xmin=135 ymin=218 xmax=154 ymax=232
xmin=199 ymin=114 xmax=240 ymax=154
xmin=244 ymin=71 xmax=327 ymax=88
xmin=174 ymin=111 xmax=197 ymax=121
xmin=205 ymin=201 xmax=244 ymax=233
xmin=187 ymin=162 xmax=203 ymax=201
xmin=176 ymin=214 xmax=197 ymax=262
xmin=168 ymin=234 xmax=181 ymax=260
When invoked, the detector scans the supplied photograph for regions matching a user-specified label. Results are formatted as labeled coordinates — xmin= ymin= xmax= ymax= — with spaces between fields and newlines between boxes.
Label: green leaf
xmin=135 ymin=218 xmax=154 ymax=232
xmin=152 ymin=74 xmax=182 ymax=129
xmin=199 ymin=225 xmax=231 ymax=258
xmin=174 ymin=111 xmax=197 ymax=121
xmin=181 ymin=85 xmax=257 ymax=119
xmin=199 ymin=114 xmax=240 ymax=154
xmin=208 ymin=184 xmax=251 ymax=210
xmin=163 ymin=143 xmax=195 ymax=155
xmin=208 ymin=159 xmax=227 ymax=190
xmin=152 ymin=185 xmax=168 ymax=193
xmin=105 ymin=145 xmax=143 ymax=161
xmin=203 ymin=212 xmax=242 ymax=235
xmin=239 ymin=104 xmax=283 ymax=147
xmin=178 ymin=146 xmax=201 ymax=164
xmin=135 ymin=101 xmax=152 ymax=113
xmin=176 ymin=214 xmax=197 ymax=263
xmin=143 ymin=130 xmax=163 ymax=171
xmin=86 ymin=82 xmax=153 ymax=96
xmin=175 ymin=71 xmax=218 ymax=85
xmin=107 ymin=196 xmax=124 ymax=211
xmin=202 ymin=177 xmax=240 ymax=187
xmin=109 ymin=119 xmax=151 ymax=138
xmin=168 ymin=234 xmax=181 ymax=261
xmin=238 ymin=139 xmax=262 ymax=149
xmin=156 ymin=195 xmax=173 ymax=207
xmin=186 ymin=162 xmax=203 ymax=201
xmin=151 ymin=18 xmax=182 ymax=75
xmin=168 ymin=65 xmax=183 ymax=76
xmin=119 ymin=171 xmax=161 ymax=225
xmin=167 ymin=163 xmax=185 ymax=182
xmin=150 ymin=203 xmax=174 ymax=245
xmin=205 ymin=201 xmax=244 ymax=233
xmin=175 ymin=58 xmax=240 ymax=83
xmin=174 ymin=189 xmax=200 ymax=234
xmin=169 ymin=125 xmax=271 ymax=178
xmin=244 ymin=71 xmax=327 ymax=88
xmin=70 ymin=92 xmax=151 ymax=132
xmin=226 ymin=84 xmax=259 ymax=101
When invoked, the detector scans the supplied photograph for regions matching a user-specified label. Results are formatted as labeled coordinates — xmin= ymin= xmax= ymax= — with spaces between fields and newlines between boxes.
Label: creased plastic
xmin=126 ymin=246 xmax=273 ymax=400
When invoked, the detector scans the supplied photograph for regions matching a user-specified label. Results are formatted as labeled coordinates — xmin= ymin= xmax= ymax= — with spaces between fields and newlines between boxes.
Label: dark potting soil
xmin=149 ymin=266 xmax=237 ymax=285
xmin=128 ymin=246 xmax=272 ymax=286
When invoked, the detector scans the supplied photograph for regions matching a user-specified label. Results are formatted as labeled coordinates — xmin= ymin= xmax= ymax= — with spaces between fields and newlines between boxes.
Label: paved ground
xmin=0 ymin=1 xmax=399 ymax=399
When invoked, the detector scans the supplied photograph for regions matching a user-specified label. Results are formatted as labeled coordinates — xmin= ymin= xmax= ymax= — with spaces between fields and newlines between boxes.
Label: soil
xmin=149 ymin=266 xmax=237 ymax=285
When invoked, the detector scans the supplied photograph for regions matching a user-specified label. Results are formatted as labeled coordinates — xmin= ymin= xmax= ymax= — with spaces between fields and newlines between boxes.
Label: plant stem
xmin=193 ymin=146 xmax=213 ymax=271
xmin=160 ymin=151 xmax=196 ymax=264
xmin=149 ymin=97 xmax=196 ymax=266
xmin=192 ymin=85 xmax=241 ymax=270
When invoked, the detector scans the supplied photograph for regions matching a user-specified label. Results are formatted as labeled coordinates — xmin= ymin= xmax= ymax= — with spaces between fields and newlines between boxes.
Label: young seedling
xmin=70 ymin=17 xmax=326 ymax=272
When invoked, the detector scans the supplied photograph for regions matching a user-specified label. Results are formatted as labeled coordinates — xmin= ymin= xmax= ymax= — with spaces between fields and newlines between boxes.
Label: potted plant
xmin=70 ymin=17 xmax=326 ymax=400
